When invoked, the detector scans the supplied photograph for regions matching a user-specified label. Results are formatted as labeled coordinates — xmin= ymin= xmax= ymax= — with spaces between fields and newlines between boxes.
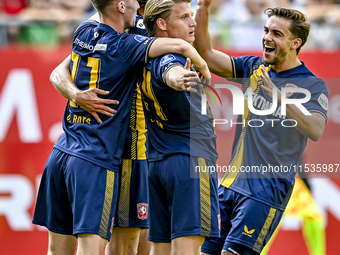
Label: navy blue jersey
xmin=54 ymin=20 xmax=156 ymax=171
xmin=141 ymin=53 xmax=218 ymax=162
xmin=128 ymin=12 xmax=148 ymax=37
xmin=220 ymin=56 xmax=329 ymax=211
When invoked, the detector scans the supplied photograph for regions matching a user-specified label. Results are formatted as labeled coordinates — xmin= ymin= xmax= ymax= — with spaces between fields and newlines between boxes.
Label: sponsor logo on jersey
xmin=242 ymin=225 xmax=255 ymax=237
xmin=134 ymin=35 xmax=148 ymax=43
xmin=160 ymin=54 xmax=176 ymax=66
xmin=137 ymin=203 xmax=148 ymax=220
xmin=284 ymin=83 xmax=298 ymax=97
xmin=94 ymin=44 xmax=107 ymax=52
xmin=136 ymin=19 xmax=146 ymax=29
xmin=318 ymin=93 xmax=328 ymax=111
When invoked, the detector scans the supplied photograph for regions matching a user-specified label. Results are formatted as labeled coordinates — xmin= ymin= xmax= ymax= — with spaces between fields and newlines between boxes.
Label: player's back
xmin=54 ymin=20 xmax=155 ymax=171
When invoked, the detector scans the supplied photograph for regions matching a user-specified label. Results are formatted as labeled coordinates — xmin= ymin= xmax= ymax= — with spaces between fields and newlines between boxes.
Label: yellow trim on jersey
xmin=99 ymin=170 xmax=115 ymax=238
xmin=199 ymin=158 xmax=212 ymax=236
xmin=118 ymin=159 xmax=132 ymax=227
xmin=253 ymin=207 xmax=277 ymax=253
xmin=136 ymin=86 xmax=147 ymax=160
xmin=144 ymin=38 xmax=157 ymax=63
xmin=70 ymin=52 xmax=81 ymax=107
xmin=220 ymin=137 xmax=245 ymax=188
xmin=231 ymin=57 xmax=236 ymax=81
xmin=221 ymin=65 xmax=271 ymax=188
xmin=309 ymin=110 xmax=328 ymax=122
xmin=128 ymin=85 xmax=147 ymax=160
xmin=130 ymin=90 xmax=138 ymax=160
xmin=141 ymin=68 xmax=168 ymax=121
xmin=87 ymin=57 xmax=101 ymax=89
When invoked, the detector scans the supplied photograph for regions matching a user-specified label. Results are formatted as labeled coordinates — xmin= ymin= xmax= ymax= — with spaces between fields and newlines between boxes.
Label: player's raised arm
xmin=193 ymin=0 xmax=233 ymax=79
xmin=50 ymin=55 xmax=119 ymax=124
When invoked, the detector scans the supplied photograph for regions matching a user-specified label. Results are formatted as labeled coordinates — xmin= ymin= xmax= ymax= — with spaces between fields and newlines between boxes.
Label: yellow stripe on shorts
xmin=198 ymin=157 xmax=212 ymax=237
xmin=118 ymin=159 xmax=132 ymax=227
xmin=99 ymin=170 xmax=115 ymax=238
xmin=253 ymin=207 xmax=277 ymax=252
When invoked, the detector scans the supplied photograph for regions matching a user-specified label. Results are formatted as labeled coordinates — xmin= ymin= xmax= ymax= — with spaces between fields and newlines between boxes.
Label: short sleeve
xmin=153 ymin=54 xmax=186 ymax=84
xmin=302 ymin=78 xmax=329 ymax=121
xmin=118 ymin=34 xmax=156 ymax=67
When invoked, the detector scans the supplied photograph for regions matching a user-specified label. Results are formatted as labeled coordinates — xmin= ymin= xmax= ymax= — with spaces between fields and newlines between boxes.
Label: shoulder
xmin=74 ymin=20 xmax=98 ymax=35
xmin=155 ymin=53 xmax=186 ymax=67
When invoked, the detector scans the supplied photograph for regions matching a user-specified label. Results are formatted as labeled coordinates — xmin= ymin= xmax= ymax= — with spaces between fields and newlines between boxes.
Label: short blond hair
xmin=144 ymin=0 xmax=192 ymax=37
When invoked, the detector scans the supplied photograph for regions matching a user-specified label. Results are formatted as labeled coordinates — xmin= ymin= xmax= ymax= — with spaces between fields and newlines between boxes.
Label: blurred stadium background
xmin=0 ymin=0 xmax=340 ymax=254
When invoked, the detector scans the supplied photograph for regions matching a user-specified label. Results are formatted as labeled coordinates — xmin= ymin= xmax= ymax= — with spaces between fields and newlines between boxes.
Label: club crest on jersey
xmin=284 ymin=83 xmax=298 ymax=97
xmin=160 ymin=54 xmax=176 ymax=66
xmin=137 ymin=203 xmax=148 ymax=220
xmin=136 ymin=19 xmax=146 ymax=29
xmin=134 ymin=35 xmax=148 ymax=43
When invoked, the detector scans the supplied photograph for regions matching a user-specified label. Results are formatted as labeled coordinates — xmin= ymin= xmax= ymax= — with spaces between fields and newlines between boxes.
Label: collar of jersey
xmin=269 ymin=61 xmax=306 ymax=76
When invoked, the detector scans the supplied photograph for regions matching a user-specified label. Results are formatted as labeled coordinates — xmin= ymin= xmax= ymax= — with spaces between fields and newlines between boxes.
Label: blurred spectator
xmin=229 ymin=0 xmax=269 ymax=50
xmin=209 ymin=0 xmax=269 ymax=50
xmin=208 ymin=0 xmax=340 ymax=50
xmin=17 ymin=0 xmax=93 ymax=46
xmin=304 ymin=0 xmax=340 ymax=50
xmin=1 ymin=0 xmax=27 ymax=15
xmin=1 ymin=0 xmax=340 ymax=50
xmin=0 ymin=0 xmax=93 ymax=47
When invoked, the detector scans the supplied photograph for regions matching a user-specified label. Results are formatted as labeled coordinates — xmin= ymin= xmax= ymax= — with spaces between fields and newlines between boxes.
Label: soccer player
xmin=141 ymin=0 xmax=220 ymax=254
xmin=32 ymin=0 xmax=211 ymax=255
xmin=126 ymin=2 xmax=152 ymax=254
xmin=194 ymin=1 xmax=329 ymax=255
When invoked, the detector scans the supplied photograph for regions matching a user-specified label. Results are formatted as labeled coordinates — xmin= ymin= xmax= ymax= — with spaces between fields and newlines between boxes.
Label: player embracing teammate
xmin=33 ymin=0 xmax=329 ymax=255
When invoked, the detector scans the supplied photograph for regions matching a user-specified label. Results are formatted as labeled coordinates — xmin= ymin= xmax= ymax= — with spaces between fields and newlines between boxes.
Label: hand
xmin=197 ymin=0 xmax=213 ymax=8
xmin=168 ymin=58 xmax=199 ymax=93
xmin=260 ymin=65 xmax=281 ymax=104
xmin=74 ymin=88 xmax=119 ymax=124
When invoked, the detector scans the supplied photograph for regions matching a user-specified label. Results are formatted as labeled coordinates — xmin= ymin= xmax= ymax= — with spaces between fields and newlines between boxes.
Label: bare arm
xmin=193 ymin=0 xmax=233 ymax=79
xmin=164 ymin=58 xmax=199 ymax=92
xmin=260 ymin=65 xmax=326 ymax=141
xmin=149 ymin=38 xmax=211 ymax=80
xmin=50 ymin=55 xmax=119 ymax=124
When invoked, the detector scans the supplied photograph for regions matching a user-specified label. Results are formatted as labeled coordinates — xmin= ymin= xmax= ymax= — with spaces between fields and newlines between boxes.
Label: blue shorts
xmin=32 ymin=148 xmax=119 ymax=240
xmin=114 ymin=159 xmax=149 ymax=228
xmin=148 ymin=154 xmax=220 ymax=243
xmin=201 ymin=187 xmax=284 ymax=255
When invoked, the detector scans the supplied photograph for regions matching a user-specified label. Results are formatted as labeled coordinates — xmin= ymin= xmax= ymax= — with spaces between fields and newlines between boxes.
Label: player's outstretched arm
xmin=165 ymin=58 xmax=199 ymax=92
xmin=50 ymin=55 xmax=119 ymax=124
xmin=193 ymin=0 xmax=233 ymax=79
xmin=149 ymin=38 xmax=210 ymax=80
